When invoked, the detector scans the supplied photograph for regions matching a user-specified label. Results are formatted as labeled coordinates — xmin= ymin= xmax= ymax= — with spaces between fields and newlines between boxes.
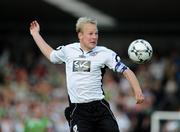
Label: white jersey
xmin=50 ymin=42 xmax=128 ymax=103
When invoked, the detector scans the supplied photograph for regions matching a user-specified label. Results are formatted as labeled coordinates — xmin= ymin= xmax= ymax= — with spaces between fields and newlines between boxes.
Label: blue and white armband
xmin=115 ymin=62 xmax=128 ymax=73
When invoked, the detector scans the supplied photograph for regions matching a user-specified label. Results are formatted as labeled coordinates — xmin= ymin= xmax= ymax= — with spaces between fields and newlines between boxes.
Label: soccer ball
xmin=128 ymin=39 xmax=153 ymax=64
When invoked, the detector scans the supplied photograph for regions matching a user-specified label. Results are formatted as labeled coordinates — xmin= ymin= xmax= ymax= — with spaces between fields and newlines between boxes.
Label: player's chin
xmin=90 ymin=43 xmax=97 ymax=48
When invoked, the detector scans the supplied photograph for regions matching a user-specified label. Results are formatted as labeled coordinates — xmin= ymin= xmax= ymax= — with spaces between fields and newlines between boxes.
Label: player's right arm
xmin=30 ymin=20 xmax=53 ymax=60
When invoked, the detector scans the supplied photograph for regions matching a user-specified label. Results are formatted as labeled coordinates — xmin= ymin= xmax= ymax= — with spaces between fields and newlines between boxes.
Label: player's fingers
xmin=34 ymin=20 xmax=39 ymax=27
xmin=30 ymin=21 xmax=34 ymax=26
xmin=30 ymin=20 xmax=38 ymax=29
xmin=136 ymin=94 xmax=144 ymax=104
xmin=137 ymin=99 xmax=144 ymax=104
xmin=34 ymin=21 xmax=37 ymax=26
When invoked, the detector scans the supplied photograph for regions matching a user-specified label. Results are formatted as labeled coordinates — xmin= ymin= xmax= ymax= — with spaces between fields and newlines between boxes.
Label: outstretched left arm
xmin=122 ymin=69 xmax=145 ymax=104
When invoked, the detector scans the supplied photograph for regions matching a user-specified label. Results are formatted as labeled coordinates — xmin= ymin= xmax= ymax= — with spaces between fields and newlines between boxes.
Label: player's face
xmin=78 ymin=23 xmax=98 ymax=52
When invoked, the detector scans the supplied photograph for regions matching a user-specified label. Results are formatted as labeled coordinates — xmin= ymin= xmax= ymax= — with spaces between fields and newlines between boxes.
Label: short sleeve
xmin=50 ymin=46 xmax=66 ymax=64
xmin=105 ymin=49 xmax=128 ymax=73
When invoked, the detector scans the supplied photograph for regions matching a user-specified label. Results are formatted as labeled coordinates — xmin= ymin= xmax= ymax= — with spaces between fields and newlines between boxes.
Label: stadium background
xmin=0 ymin=0 xmax=180 ymax=131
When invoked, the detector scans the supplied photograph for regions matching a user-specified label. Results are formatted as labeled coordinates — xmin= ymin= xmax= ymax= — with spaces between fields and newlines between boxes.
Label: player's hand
xmin=30 ymin=20 xmax=40 ymax=35
xmin=135 ymin=90 xmax=144 ymax=104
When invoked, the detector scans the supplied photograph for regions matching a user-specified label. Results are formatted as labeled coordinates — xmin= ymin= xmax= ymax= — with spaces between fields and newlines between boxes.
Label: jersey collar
xmin=78 ymin=42 xmax=97 ymax=54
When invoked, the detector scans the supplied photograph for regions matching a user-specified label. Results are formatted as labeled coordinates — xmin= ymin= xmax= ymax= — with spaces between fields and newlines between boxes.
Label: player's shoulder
xmin=56 ymin=42 xmax=79 ymax=50
xmin=65 ymin=42 xmax=79 ymax=48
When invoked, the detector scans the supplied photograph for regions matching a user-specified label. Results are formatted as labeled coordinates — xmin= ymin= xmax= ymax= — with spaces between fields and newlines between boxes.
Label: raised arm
xmin=123 ymin=69 xmax=144 ymax=104
xmin=30 ymin=20 xmax=53 ymax=60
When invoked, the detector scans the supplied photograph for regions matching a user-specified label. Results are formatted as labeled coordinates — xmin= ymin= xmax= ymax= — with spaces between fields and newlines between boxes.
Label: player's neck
xmin=80 ymin=44 xmax=93 ymax=53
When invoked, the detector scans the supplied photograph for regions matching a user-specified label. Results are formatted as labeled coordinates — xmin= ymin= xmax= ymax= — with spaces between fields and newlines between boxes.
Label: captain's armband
xmin=115 ymin=62 xmax=128 ymax=73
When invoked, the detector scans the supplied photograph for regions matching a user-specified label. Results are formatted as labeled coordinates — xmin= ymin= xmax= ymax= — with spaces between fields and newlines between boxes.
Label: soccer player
xmin=30 ymin=17 xmax=144 ymax=132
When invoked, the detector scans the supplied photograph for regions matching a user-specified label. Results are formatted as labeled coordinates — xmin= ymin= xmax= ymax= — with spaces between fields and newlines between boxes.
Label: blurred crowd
xmin=0 ymin=47 xmax=180 ymax=132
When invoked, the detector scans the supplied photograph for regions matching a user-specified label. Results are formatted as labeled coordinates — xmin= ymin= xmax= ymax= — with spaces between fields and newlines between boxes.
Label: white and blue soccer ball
xmin=128 ymin=39 xmax=153 ymax=64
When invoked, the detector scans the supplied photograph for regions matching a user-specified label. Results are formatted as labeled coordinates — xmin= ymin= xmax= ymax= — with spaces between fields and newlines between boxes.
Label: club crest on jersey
xmin=73 ymin=60 xmax=91 ymax=72
xmin=89 ymin=51 xmax=98 ymax=56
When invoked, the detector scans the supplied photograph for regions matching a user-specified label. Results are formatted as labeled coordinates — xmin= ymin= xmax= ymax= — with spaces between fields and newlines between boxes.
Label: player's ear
xmin=78 ymin=32 xmax=83 ymax=40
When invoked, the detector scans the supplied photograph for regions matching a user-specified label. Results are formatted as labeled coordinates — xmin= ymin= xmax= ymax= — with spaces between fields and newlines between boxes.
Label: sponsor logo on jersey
xmin=73 ymin=60 xmax=91 ymax=72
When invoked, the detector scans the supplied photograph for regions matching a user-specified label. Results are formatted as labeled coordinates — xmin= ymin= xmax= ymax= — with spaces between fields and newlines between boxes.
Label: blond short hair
xmin=76 ymin=17 xmax=97 ymax=33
